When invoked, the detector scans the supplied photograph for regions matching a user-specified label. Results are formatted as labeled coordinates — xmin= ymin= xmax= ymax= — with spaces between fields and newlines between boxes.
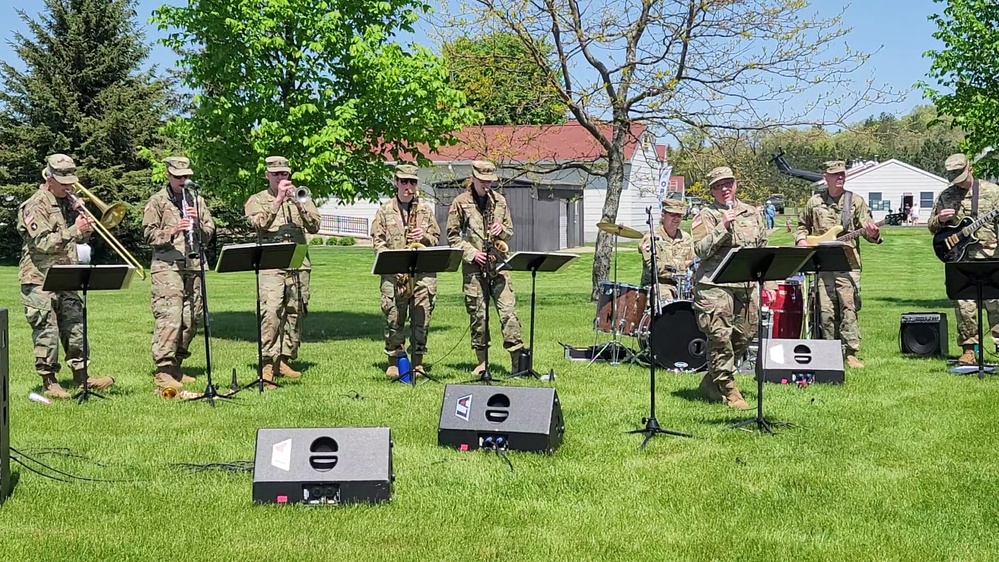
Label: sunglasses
xmin=270 ymin=171 xmax=290 ymax=177
xmin=398 ymin=178 xmax=417 ymax=185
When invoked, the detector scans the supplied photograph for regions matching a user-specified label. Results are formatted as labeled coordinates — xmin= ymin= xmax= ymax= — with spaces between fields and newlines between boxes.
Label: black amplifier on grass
xmin=438 ymin=384 xmax=564 ymax=454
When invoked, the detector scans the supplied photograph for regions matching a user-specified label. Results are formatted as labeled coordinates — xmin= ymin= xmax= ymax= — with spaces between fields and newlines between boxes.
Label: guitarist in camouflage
xmin=928 ymin=153 xmax=999 ymax=365
xmin=795 ymin=160 xmax=882 ymax=369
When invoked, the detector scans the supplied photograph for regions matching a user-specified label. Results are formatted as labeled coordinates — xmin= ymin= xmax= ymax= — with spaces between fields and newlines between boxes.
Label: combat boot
xmin=958 ymin=346 xmax=977 ymax=365
xmin=719 ymin=379 xmax=750 ymax=410
xmin=412 ymin=355 xmax=426 ymax=378
xmin=471 ymin=349 xmax=489 ymax=377
xmin=72 ymin=368 xmax=115 ymax=391
xmin=845 ymin=355 xmax=865 ymax=369
xmin=41 ymin=374 xmax=70 ymax=399
xmin=277 ymin=356 xmax=302 ymax=379
xmin=385 ymin=356 xmax=400 ymax=379
xmin=155 ymin=366 xmax=183 ymax=390
xmin=510 ymin=349 xmax=523 ymax=373
xmin=261 ymin=362 xmax=277 ymax=389
xmin=699 ymin=373 xmax=724 ymax=403
xmin=175 ymin=360 xmax=195 ymax=384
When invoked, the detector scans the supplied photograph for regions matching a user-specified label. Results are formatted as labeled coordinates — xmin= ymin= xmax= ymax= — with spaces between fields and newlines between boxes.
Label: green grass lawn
xmin=1 ymin=226 xmax=998 ymax=561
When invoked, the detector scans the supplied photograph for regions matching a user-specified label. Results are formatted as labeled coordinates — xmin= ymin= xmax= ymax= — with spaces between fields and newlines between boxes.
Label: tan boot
xmin=699 ymin=374 xmax=724 ymax=403
xmin=385 ymin=356 xmax=400 ymax=379
xmin=261 ymin=362 xmax=277 ymax=389
xmin=41 ymin=374 xmax=70 ymax=399
xmin=155 ymin=366 xmax=183 ymax=390
xmin=72 ymin=368 xmax=115 ymax=391
xmin=277 ymin=356 xmax=302 ymax=379
xmin=175 ymin=361 xmax=195 ymax=384
xmin=719 ymin=379 xmax=750 ymax=410
xmin=958 ymin=346 xmax=977 ymax=366
xmin=845 ymin=355 xmax=865 ymax=369
xmin=411 ymin=355 xmax=426 ymax=378
xmin=471 ymin=349 xmax=488 ymax=376
xmin=510 ymin=349 xmax=524 ymax=373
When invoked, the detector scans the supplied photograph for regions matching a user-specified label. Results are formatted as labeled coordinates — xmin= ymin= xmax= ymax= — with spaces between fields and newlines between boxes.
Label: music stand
xmin=944 ymin=261 xmax=999 ymax=378
xmin=798 ymin=243 xmax=860 ymax=339
xmin=216 ymin=242 xmax=303 ymax=393
xmin=713 ymin=246 xmax=814 ymax=434
xmin=42 ymin=265 xmax=135 ymax=403
xmin=372 ymin=247 xmax=462 ymax=386
xmin=498 ymin=252 xmax=578 ymax=380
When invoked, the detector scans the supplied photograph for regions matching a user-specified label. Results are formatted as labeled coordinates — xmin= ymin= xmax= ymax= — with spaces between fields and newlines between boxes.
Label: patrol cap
xmin=661 ymin=199 xmax=685 ymax=215
xmin=707 ymin=166 xmax=735 ymax=187
xmin=46 ymin=154 xmax=78 ymax=185
xmin=471 ymin=160 xmax=499 ymax=182
xmin=945 ymin=153 xmax=970 ymax=186
xmin=395 ymin=164 xmax=419 ymax=180
xmin=164 ymin=156 xmax=194 ymax=177
xmin=265 ymin=155 xmax=292 ymax=173
xmin=824 ymin=160 xmax=847 ymax=174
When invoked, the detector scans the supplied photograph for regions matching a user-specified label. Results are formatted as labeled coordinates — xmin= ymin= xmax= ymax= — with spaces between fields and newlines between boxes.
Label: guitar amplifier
xmin=900 ymin=312 xmax=948 ymax=357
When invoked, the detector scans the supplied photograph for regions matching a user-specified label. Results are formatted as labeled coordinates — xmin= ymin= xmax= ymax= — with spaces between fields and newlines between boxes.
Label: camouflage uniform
xmin=639 ymin=219 xmax=695 ymax=300
xmin=796 ymin=181 xmax=881 ymax=359
xmin=142 ymin=163 xmax=215 ymax=380
xmin=446 ymin=163 xmax=524 ymax=369
xmin=17 ymin=154 xmax=114 ymax=397
xmin=928 ymin=154 xmax=999 ymax=351
xmin=691 ymin=167 xmax=769 ymax=408
xmin=370 ymin=195 xmax=441 ymax=358
xmin=244 ymin=157 xmax=322 ymax=369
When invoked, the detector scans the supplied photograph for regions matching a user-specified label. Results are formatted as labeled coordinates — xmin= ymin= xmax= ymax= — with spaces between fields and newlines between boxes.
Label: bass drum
xmin=638 ymin=300 xmax=708 ymax=371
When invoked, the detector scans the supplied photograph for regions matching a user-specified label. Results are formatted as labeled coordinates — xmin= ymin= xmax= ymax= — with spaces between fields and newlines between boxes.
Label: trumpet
xmin=295 ymin=187 xmax=310 ymax=203
xmin=181 ymin=191 xmax=198 ymax=260
xmin=44 ymin=169 xmax=146 ymax=279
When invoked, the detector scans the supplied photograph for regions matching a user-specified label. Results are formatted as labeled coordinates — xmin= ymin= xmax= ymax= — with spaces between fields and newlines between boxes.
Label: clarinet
xmin=181 ymin=189 xmax=198 ymax=260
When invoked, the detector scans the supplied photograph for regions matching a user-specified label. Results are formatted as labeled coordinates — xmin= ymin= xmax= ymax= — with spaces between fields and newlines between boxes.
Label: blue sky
xmin=0 ymin=0 xmax=946 ymax=120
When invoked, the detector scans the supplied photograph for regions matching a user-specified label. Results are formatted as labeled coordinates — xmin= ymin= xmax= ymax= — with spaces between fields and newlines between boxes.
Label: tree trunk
xmin=591 ymin=147 xmax=627 ymax=301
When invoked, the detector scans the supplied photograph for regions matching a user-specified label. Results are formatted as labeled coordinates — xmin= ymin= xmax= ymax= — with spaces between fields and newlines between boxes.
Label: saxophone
xmin=484 ymin=192 xmax=509 ymax=271
xmin=396 ymin=199 xmax=425 ymax=299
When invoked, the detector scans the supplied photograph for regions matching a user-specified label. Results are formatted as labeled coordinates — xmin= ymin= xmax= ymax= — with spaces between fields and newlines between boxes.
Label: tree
xmin=0 ymin=0 xmax=173 ymax=263
xmin=152 ymin=0 xmax=480 ymax=208
xmin=443 ymin=32 xmax=566 ymax=125
xmin=921 ymin=0 xmax=999 ymax=175
xmin=446 ymin=0 xmax=896 ymax=298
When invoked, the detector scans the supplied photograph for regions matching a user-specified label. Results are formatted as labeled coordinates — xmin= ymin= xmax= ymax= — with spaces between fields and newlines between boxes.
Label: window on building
xmin=920 ymin=192 xmax=934 ymax=209
xmin=868 ymin=192 xmax=890 ymax=211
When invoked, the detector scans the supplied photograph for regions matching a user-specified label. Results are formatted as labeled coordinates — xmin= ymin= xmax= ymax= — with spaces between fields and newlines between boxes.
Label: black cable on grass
xmin=10 ymin=448 xmax=123 ymax=483
xmin=171 ymin=460 xmax=254 ymax=474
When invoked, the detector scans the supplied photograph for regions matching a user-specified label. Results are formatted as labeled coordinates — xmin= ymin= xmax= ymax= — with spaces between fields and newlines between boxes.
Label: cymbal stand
xmin=590 ymin=232 xmax=635 ymax=365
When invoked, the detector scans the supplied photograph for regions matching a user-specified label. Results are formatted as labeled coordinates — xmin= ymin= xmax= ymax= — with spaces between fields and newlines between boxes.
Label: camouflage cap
xmin=824 ymin=160 xmax=847 ymax=174
xmin=265 ymin=155 xmax=292 ymax=173
xmin=164 ymin=156 xmax=194 ymax=177
xmin=661 ymin=199 xmax=685 ymax=215
xmin=707 ymin=166 xmax=735 ymax=187
xmin=945 ymin=153 xmax=970 ymax=186
xmin=395 ymin=163 xmax=419 ymax=180
xmin=45 ymin=154 xmax=78 ymax=185
xmin=471 ymin=160 xmax=499 ymax=182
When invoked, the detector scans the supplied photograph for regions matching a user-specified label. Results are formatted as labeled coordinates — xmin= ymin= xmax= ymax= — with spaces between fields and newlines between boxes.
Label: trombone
xmin=43 ymin=169 xmax=147 ymax=279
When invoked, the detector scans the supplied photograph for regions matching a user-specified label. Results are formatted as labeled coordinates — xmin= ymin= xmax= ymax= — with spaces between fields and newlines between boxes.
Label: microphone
xmin=726 ymin=200 xmax=734 ymax=232
xmin=184 ymin=179 xmax=201 ymax=191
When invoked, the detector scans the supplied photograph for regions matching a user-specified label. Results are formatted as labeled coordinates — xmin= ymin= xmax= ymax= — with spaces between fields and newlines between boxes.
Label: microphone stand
xmin=184 ymin=181 xmax=230 ymax=406
xmin=627 ymin=206 xmax=692 ymax=447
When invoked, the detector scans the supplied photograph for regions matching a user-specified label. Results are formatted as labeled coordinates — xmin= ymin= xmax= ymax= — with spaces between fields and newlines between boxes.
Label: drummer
xmin=639 ymin=199 xmax=697 ymax=300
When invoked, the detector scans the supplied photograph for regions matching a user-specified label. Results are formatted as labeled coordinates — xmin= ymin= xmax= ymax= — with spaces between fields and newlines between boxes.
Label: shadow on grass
xmin=870 ymin=296 xmax=953 ymax=310
xmin=210 ymin=311 xmax=383 ymax=342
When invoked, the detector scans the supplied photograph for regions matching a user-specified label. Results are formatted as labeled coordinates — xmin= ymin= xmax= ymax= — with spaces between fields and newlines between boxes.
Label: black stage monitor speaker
xmin=252 ymin=427 xmax=392 ymax=505
xmin=438 ymin=384 xmax=564 ymax=454
xmin=900 ymin=312 xmax=948 ymax=357
xmin=1 ymin=308 xmax=10 ymax=505
xmin=760 ymin=338 xmax=844 ymax=385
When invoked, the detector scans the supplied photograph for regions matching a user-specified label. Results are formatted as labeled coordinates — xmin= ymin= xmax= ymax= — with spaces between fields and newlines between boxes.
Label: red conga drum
xmin=766 ymin=281 xmax=803 ymax=339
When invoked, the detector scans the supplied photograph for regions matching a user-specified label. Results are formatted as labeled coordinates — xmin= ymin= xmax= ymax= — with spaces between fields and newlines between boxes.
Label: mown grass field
xmin=1 ymin=226 xmax=997 ymax=561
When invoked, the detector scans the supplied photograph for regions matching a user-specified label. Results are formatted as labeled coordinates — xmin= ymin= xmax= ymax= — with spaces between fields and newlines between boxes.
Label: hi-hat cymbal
xmin=596 ymin=221 xmax=643 ymax=239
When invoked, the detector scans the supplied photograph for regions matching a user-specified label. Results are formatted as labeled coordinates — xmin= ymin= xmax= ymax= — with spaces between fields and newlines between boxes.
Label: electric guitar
xmin=804 ymin=219 xmax=885 ymax=246
xmin=932 ymin=208 xmax=999 ymax=262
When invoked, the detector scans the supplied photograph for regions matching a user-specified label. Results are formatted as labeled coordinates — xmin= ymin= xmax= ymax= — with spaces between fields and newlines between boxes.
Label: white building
xmin=318 ymin=123 xmax=674 ymax=247
xmin=812 ymin=159 xmax=948 ymax=223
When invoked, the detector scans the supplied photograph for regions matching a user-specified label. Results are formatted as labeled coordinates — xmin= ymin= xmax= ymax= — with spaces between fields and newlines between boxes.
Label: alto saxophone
xmin=396 ymin=199 xmax=425 ymax=299
xmin=484 ymin=193 xmax=509 ymax=271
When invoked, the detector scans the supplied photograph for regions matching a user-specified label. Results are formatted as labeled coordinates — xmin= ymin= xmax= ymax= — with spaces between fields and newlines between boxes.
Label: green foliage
xmin=151 ymin=0 xmax=480 ymax=209
xmin=0 ymin=0 xmax=174 ymax=263
xmin=443 ymin=32 xmax=566 ymax=125
xmin=326 ymin=236 xmax=341 ymax=246
xmin=337 ymin=235 xmax=356 ymax=246
xmin=921 ymin=0 xmax=999 ymax=176
xmin=309 ymin=237 xmax=325 ymax=246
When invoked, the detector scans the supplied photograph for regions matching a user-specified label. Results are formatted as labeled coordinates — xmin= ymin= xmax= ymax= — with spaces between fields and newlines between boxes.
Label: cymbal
xmin=596 ymin=221 xmax=643 ymax=240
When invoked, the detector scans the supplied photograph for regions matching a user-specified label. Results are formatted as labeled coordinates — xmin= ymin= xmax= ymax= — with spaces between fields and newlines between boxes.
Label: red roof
xmin=667 ymin=176 xmax=684 ymax=192
xmin=415 ymin=122 xmax=654 ymax=162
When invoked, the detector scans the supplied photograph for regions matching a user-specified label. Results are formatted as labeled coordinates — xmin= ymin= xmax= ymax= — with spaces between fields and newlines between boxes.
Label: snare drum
xmin=764 ymin=281 xmax=804 ymax=339
xmin=595 ymin=281 xmax=648 ymax=337
xmin=637 ymin=300 xmax=707 ymax=370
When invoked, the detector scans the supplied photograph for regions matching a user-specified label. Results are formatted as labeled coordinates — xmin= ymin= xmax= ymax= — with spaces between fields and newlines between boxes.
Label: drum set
xmin=592 ymin=221 xmax=816 ymax=373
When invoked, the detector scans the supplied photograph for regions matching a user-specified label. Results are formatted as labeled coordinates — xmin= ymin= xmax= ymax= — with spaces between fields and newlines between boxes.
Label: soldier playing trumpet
xmin=142 ymin=156 xmax=215 ymax=390
xmin=17 ymin=154 xmax=115 ymax=399
xmin=370 ymin=163 xmax=441 ymax=379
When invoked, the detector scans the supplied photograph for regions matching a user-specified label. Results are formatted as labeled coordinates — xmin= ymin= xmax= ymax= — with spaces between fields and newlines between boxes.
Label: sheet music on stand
xmin=215 ymin=242 xmax=304 ymax=273
xmin=370 ymin=246 xmax=463 ymax=276
xmin=42 ymin=264 xmax=136 ymax=292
